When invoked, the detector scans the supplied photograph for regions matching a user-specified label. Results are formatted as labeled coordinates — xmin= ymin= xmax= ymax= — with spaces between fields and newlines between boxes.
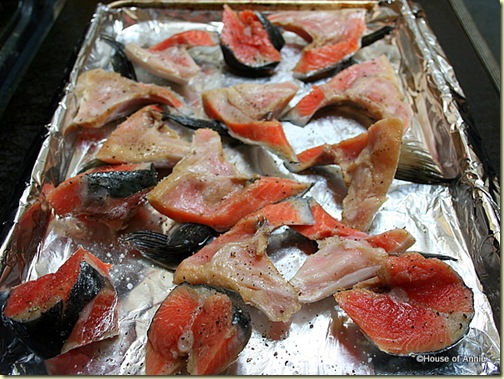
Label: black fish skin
xmin=220 ymin=44 xmax=279 ymax=76
xmin=100 ymin=34 xmax=137 ymax=81
xmin=212 ymin=284 xmax=252 ymax=337
xmin=361 ymin=26 xmax=395 ymax=48
xmin=191 ymin=282 xmax=252 ymax=345
xmin=255 ymin=11 xmax=285 ymax=51
xmin=163 ymin=113 xmax=230 ymax=136
xmin=0 ymin=292 xmax=47 ymax=375
xmin=1 ymin=262 xmax=105 ymax=359
xmin=164 ymin=223 xmax=216 ymax=253
xmin=219 ymin=8 xmax=282 ymax=76
xmin=84 ymin=164 xmax=157 ymax=199
xmin=295 ymin=58 xmax=357 ymax=82
xmin=124 ymin=223 xmax=216 ymax=269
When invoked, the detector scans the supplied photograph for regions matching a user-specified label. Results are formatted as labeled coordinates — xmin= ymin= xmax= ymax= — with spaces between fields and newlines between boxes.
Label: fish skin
xmin=145 ymin=282 xmax=251 ymax=375
xmin=67 ymin=69 xmax=188 ymax=133
xmin=1 ymin=248 xmax=118 ymax=359
xmin=96 ymin=105 xmax=190 ymax=168
xmin=46 ymin=162 xmax=157 ymax=230
xmin=202 ymin=82 xmax=299 ymax=162
xmin=334 ymin=253 xmax=474 ymax=355
xmin=147 ymin=129 xmax=310 ymax=232
xmin=173 ymin=198 xmax=314 ymax=322
xmin=268 ymin=9 xmax=367 ymax=80
xmin=284 ymin=55 xmax=412 ymax=129
xmin=220 ymin=5 xmax=282 ymax=73
xmin=125 ymin=30 xmax=217 ymax=85
xmin=100 ymin=34 xmax=138 ymax=80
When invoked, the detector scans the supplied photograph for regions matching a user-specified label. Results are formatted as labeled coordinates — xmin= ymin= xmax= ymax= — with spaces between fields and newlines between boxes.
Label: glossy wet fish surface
xmin=147 ymin=128 xmax=310 ymax=231
xmin=1 ymin=248 xmax=118 ymax=359
xmin=220 ymin=5 xmax=283 ymax=75
xmin=268 ymin=9 xmax=367 ymax=80
xmin=334 ymin=253 xmax=474 ymax=356
xmin=201 ymin=81 xmax=299 ymax=162
xmin=284 ymin=55 xmax=412 ymax=128
xmin=96 ymin=105 xmax=191 ymax=168
xmin=46 ymin=162 xmax=158 ymax=230
xmin=125 ymin=30 xmax=218 ymax=85
xmin=0 ymin=2 xmax=493 ymax=376
xmin=145 ymin=282 xmax=251 ymax=375
xmin=67 ymin=69 xmax=188 ymax=134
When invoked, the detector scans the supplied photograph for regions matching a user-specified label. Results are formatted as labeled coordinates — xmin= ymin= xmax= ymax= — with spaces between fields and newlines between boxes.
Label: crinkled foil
xmin=0 ymin=0 xmax=500 ymax=375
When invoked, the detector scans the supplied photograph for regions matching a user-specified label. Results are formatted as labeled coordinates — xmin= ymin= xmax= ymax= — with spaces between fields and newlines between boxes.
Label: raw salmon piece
xmin=291 ymin=198 xmax=415 ymax=253
xmin=173 ymin=198 xmax=314 ymax=322
xmin=3 ymin=194 xmax=53 ymax=285
xmin=67 ymin=69 xmax=188 ymax=133
xmin=145 ymin=282 xmax=251 ymax=375
xmin=365 ymin=228 xmax=416 ymax=254
xmin=96 ymin=105 xmax=190 ymax=168
xmin=340 ymin=118 xmax=403 ymax=231
xmin=125 ymin=30 xmax=217 ymax=85
xmin=284 ymin=55 xmax=412 ymax=129
xmin=187 ymin=288 xmax=251 ymax=375
xmin=289 ymin=118 xmax=403 ymax=231
xmin=148 ymin=29 xmax=217 ymax=51
xmin=287 ymin=129 xmax=369 ymax=173
xmin=147 ymin=129 xmax=310 ymax=232
xmin=202 ymin=82 xmax=299 ymax=162
xmin=334 ymin=253 xmax=474 ymax=355
xmin=268 ymin=9 xmax=367 ymax=80
xmin=145 ymin=285 xmax=199 ymax=375
xmin=46 ymin=162 xmax=157 ymax=230
xmin=290 ymin=236 xmax=388 ymax=303
xmin=125 ymin=44 xmax=201 ymax=85
xmin=1 ymin=247 xmax=118 ymax=359
xmin=291 ymin=198 xmax=368 ymax=240
xmin=203 ymin=82 xmax=298 ymax=121
xmin=220 ymin=5 xmax=283 ymax=74
xmin=288 ymin=199 xmax=415 ymax=302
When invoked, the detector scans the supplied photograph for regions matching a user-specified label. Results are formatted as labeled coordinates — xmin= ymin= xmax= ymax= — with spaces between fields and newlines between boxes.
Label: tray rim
xmin=107 ymin=0 xmax=379 ymax=11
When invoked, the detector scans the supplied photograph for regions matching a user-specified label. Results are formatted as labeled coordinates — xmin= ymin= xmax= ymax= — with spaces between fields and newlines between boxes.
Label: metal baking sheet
xmin=0 ymin=0 xmax=500 ymax=375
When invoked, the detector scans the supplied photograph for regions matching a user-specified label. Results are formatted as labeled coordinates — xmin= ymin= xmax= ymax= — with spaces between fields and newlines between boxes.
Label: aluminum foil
xmin=0 ymin=0 xmax=500 ymax=375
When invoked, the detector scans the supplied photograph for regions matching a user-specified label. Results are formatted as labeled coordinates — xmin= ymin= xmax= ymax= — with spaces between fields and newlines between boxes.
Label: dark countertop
xmin=0 ymin=0 xmax=500 ymax=237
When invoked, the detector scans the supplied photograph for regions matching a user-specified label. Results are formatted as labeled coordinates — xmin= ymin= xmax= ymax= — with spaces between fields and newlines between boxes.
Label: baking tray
xmin=0 ymin=0 xmax=500 ymax=375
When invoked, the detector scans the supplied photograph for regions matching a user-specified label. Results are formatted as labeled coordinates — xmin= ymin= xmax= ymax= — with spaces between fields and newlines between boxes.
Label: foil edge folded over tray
xmin=405 ymin=0 xmax=501 ymax=328
xmin=0 ymin=0 xmax=500 ymax=375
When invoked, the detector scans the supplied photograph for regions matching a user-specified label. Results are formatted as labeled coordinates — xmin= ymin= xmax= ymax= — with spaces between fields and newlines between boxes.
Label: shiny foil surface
xmin=0 ymin=0 xmax=500 ymax=375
